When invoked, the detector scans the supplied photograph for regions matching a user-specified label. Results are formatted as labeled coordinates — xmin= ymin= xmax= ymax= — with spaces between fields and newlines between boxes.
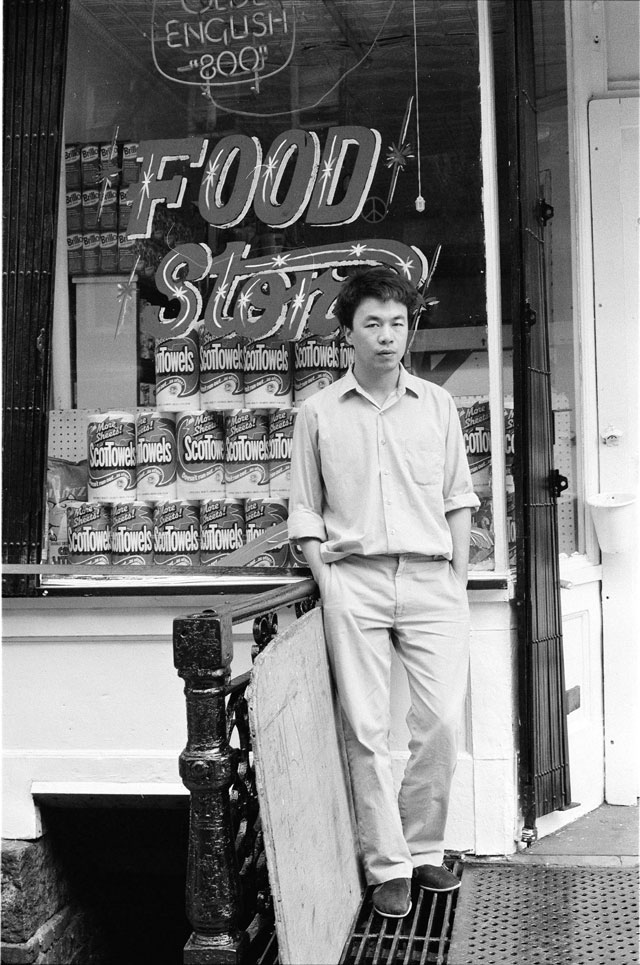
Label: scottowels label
xmin=456 ymin=398 xmax=491 ymax=481
xmin=153 ymin=500 xmax=200 ymax=567
xmin=135 ymin=411 xmax=177 ymax=502
xmin=176 ymin=410 xmax=225 ymax=499
xmin=111 ymin=501 xmax=154 ymax=565
xmin=293 ymin=334 xmax=340 ymax=402
xmin=67 ymin=502 xmax=111 ymax=564
xmin=87 ymin=411 xmax=136 ymax=503
xmin=224 ymin=409 xmax=270 ymax=497
xmin=243 ymin=338 xmax=292 ymax=408
xmin=245 ymin=498 xmax=289 ymax=567
xmin=200 ymin=498 xmax=245 ymax=565
xmin=269 ymin=408 xmax=297 ymax=497
xmin=199 ymin=330 xmax=244 ymax=409
xmin=155 ymin=330 xmax=200 ymax=411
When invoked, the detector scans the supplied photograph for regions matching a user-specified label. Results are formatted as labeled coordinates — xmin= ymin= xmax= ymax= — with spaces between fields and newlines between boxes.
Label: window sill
xmin=559 ymin=553 xmax=602 ymax=588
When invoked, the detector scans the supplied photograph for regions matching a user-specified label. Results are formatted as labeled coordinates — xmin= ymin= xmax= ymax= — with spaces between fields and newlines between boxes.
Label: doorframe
xmin=564 ymin=0 xmax=621 ymax=563
xmin=565 ymin=0 xmax=640 ymax=806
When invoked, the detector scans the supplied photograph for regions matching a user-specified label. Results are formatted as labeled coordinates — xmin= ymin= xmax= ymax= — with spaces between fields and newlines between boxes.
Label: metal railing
xmin=173 ymin=579 xmax=318 ymax=964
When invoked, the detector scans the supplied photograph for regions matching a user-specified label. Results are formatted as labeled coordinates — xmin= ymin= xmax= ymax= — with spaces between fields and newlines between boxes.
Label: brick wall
xmin=1 ymin=838 xmax=105 ymax=964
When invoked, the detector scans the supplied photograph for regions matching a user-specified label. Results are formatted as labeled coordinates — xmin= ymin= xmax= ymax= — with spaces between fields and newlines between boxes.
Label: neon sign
xmin=151 ymin=0 xmax=295 ymax=89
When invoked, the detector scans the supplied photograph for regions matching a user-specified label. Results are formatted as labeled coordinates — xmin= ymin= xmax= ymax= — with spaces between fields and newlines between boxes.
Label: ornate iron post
xmin=173 ymin=609 xmax=248 ymax=964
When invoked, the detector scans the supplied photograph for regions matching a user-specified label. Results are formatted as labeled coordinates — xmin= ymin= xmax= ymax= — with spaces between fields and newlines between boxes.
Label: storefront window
xmin=47 ymin=0 xmax=501 ymax=586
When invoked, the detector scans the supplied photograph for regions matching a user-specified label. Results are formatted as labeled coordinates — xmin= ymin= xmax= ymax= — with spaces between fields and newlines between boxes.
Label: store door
xmin=508 ymin=0 xmax=572 ymax=834
xmin=589 ymin=96 xmax=639 ymax=805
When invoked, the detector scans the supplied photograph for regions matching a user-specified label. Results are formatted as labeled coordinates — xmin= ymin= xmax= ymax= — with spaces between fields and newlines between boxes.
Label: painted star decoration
xmin=114 ymin=256 xmax=141 ymax=339
xmin=385 ymin=141 xmax=415 ymax=171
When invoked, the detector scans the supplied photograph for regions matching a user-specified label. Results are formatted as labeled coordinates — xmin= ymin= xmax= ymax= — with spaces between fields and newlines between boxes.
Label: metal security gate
xmin=2 ymin=0 xmax=69 ymax=596
xmin=508 ymin=0 xmax=572 ymax=833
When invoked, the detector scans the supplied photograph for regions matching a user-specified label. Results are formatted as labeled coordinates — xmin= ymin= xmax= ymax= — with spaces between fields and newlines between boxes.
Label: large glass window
xmin=47 ymin=0 xmax=498 ymax=587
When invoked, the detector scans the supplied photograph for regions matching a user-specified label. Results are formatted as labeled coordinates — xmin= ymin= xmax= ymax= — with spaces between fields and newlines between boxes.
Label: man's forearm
xmin=445 ymin=507 xmax=472 ymax=583
xmin=296 ymin=537 xmax=327 ymax=586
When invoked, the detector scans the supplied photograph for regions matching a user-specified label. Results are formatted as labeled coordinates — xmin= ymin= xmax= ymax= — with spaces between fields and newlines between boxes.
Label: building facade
xmin=2 ymin=0 xmax=638 ymax=960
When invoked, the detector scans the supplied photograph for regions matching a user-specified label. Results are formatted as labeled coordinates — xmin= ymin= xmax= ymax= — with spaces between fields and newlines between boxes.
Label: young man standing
xmin=287 ymin=266 xmax=479 ymax=918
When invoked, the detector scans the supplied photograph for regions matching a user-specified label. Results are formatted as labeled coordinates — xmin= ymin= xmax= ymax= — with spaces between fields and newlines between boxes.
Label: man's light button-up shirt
xmin=288 ymin=366 xmax=480 ymax=564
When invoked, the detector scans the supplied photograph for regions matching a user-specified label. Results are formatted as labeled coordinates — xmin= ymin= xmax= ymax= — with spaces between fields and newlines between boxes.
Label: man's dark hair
xmin=334 ymin=266 xmax=421 ymax=330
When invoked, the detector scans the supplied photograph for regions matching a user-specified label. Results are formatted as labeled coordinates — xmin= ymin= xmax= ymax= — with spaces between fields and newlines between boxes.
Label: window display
xmin=47 ymin=0 xmax=506 ymax=585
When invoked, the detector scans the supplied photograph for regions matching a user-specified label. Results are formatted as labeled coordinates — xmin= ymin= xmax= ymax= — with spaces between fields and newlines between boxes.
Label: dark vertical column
xmin=507 ymin=0 xmax=573 ymax=831
xmin=2 ymin=0 xmax=69 ymax=596
xmin=173 ymin=610 xmax=248 ymax=964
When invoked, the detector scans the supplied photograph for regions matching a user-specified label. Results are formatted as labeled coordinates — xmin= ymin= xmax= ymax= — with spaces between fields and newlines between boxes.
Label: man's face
xmin=345 ymin=297 xmax=409 ymax=376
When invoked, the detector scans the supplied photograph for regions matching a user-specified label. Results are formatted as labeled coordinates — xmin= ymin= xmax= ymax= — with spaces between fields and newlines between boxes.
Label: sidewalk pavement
xmin=448 ymin=804 xmax=639 ymax=965
xmin=505 ymin=803 xmax=639 ymax=867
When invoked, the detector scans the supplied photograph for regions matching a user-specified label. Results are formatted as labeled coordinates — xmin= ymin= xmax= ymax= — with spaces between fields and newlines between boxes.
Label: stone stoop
xmin=0 ymin=904 xmax=103 ymax=965
xmin=1 ymin=837 xmax=104 ymax=965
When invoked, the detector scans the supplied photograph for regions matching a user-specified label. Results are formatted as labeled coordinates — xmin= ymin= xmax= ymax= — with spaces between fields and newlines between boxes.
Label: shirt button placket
xmin=379 ymin=412 xmax=392 ymax=545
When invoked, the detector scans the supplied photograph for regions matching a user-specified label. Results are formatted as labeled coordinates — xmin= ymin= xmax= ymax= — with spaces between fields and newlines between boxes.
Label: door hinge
xmin=535 ymin=197 xmax=554 ymax=226
xmin=524 ymin=300 xmax=537 ymax=327
xmin=550 ymin=469 xmax=569 ymax=498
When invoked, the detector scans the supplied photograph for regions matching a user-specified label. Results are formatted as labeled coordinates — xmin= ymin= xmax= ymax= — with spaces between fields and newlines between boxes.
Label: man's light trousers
xmin=320 ymin=554 xmax=471 ymax=886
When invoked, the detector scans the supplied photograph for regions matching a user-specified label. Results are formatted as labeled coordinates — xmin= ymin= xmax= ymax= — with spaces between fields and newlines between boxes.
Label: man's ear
xmin=342 ymin=325 xmax=353 ymax=345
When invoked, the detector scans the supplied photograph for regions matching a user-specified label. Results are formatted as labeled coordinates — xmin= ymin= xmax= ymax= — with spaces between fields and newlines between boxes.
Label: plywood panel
xmin=248 ymin=608 xmax=362 ymax=965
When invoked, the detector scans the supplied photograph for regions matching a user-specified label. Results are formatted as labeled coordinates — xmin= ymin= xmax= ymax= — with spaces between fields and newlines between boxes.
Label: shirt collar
xmin=338 ymin=364 xmax=421 ymax=399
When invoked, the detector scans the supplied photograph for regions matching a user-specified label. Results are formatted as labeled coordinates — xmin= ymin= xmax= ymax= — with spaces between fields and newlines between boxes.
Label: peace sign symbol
xmin=361 ymin=196 xmax=388 ymax=223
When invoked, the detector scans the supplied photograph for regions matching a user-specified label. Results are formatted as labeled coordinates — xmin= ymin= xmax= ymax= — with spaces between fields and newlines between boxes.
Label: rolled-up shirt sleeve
xmin=287 ymin=402 xmax=328 ymax=542
xmin=443 ymin=395 xmax=481 ymax=513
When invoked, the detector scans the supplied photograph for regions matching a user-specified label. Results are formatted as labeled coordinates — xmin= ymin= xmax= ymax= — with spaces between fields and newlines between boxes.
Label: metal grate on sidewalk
xmin=447 ymin=863 xmax=640 ymax=965
xmin=340 ymin=859 xmax=463 ymax=965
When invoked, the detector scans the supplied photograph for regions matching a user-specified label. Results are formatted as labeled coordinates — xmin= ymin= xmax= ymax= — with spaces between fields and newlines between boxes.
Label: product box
xmin=456 ymin=396 xmax=491 ymax=489
xmin=66 ymin=190 xmax=83 ymax=232
xmin=80 ymin=144 xmax=100 ymax=187
xmin=121 ymin=142 xmax=140 ymax=185
xmin=67 ymin=233 xmax=84 ymax=275
xmin=100 ymin=141 xmax=120 ymax=187
xmin=118 ymin=232 xmax=138 ymax=273
xmin=118 ymin=186 xmax=133 ymax=231
xmin=82 ymin=232 xmax=100 ymax=275
xmin=65 ymin=144 xmax=82 ymax=190
xmin=98 ymin=186 xmax=118 ymax=231
xmin=99 ymin=230 xmax=119 ymax=274
xmin=46 ymin=455 xmax=88 ymax=564
xmin=81 ymin=188 xmax=100 ymax=231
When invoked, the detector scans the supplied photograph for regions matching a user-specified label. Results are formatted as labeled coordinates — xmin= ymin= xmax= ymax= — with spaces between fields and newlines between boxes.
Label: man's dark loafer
xmin=414 ymin=864 xmax=461 ymax=892
xmin=372 ymin=877 xmax=412 ymax=918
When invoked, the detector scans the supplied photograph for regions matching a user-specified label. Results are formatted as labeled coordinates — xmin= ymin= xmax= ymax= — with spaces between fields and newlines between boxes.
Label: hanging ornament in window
xmin=384 ymin=95 xmax=415 ymax=212
xmin=115 ymin=255 xmax=141 ymax=340
xmin=97 ymin=125 xmax=121 ymax=224
xmin=412 ymin=0 xmax=425 ymax=214
xmin=363 ymin=94 xmax=415 ymax=223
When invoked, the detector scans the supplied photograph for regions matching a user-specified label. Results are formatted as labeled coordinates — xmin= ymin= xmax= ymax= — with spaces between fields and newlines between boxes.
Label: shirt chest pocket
xmin=404 ymin=441 xmax=444 ymax=486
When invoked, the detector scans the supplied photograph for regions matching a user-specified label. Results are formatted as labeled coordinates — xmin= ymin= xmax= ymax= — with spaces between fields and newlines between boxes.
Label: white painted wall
xmin=2 ymin=596 xmax=259 ymax=839
xmin=566 ymin=0 xmax=639 ymax=806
